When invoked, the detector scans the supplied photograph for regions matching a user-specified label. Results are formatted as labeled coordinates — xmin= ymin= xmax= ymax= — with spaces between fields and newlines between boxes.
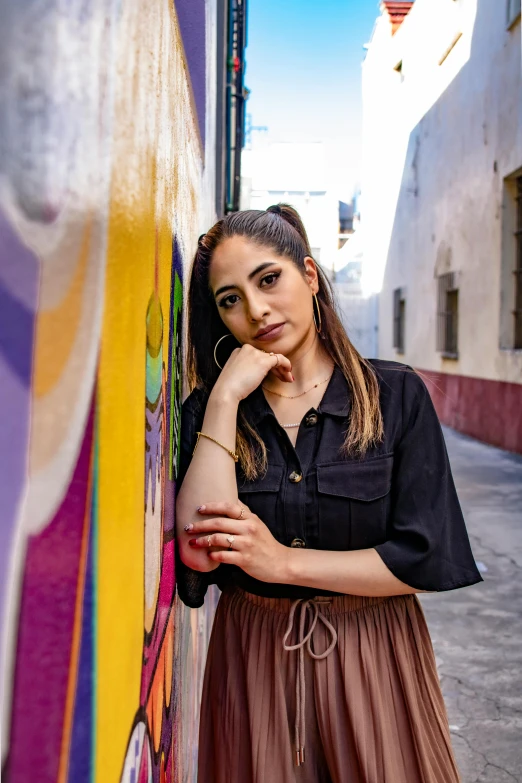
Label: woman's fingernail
xmin=188 ymin=539 xmax=197 ymax=547
xmin=291 ymin=374 xmax=295 ymax=381
xmin=197 ymin=505 xmax=205 ymax=512
xmin=184 ymin=524 xmax=193 ymax=532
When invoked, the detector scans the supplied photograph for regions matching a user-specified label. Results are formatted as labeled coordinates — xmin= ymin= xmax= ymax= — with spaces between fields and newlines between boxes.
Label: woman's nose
xmin=245 ymin=293 xmax=269 ymax=321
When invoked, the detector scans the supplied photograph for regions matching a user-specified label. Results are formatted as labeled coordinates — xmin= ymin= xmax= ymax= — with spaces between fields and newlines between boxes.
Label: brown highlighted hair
xmin=186 ymin=204 xmax=383 ymax=479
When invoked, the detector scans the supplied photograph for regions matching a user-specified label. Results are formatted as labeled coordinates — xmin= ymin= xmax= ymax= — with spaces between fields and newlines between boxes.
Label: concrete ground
xmin=419 ymin=427 xmax=522 ymax=783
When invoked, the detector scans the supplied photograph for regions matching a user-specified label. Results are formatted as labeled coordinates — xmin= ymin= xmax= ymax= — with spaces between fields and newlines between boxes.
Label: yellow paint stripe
xmin=34 ymin=219 xmax=91 ymax=398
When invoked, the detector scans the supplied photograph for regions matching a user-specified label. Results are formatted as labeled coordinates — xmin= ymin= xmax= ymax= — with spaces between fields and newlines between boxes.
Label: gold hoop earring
xmin=213 ymin=333 xmax=236 ymax=369
xmin=313 ymin=293 xmax=322 ymax=333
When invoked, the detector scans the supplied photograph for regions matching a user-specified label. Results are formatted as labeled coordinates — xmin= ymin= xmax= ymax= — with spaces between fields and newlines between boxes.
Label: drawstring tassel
xmin=283 ymin=598 xmax=338 ymax=766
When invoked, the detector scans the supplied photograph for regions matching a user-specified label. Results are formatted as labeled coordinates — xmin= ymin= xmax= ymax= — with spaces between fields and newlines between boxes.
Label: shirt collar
xmin=243 ymin=364 xmax=350 ymax=425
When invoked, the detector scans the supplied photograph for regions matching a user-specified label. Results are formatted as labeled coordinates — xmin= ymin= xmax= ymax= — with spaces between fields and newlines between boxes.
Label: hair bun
xmin=266 ymin=204 xmax=282 ymax=215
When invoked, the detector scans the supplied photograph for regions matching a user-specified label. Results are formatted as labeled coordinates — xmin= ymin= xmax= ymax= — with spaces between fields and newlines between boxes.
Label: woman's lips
xmin=255 ymin=323 xmax=285 ymax=341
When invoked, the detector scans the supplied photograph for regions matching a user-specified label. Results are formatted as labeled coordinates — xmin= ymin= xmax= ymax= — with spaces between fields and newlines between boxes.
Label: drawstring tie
xmin=282 ymin=597 xmax=338 ymax=766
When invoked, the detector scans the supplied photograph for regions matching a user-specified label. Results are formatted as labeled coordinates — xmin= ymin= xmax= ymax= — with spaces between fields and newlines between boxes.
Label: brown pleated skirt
xmin=198 ymin=586 xmax=460 ymax=783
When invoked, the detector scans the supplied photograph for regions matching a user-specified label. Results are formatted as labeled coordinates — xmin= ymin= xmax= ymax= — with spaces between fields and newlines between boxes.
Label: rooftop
xmin=381 ymin=1 xmax=414 ymax=34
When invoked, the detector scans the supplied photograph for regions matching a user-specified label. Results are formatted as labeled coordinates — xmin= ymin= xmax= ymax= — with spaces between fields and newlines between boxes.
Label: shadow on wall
xmin=376 ymin=0 xmax=522 ymax=453
xmin=0 ymin=1 xmax=218 ymax=782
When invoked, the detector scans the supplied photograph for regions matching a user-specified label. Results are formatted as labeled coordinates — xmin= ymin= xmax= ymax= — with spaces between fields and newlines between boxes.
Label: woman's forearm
xmin=176 ymin=389 xmax=239 ymax=572
xmin=282 ymin=547 xmax=427 ymax=596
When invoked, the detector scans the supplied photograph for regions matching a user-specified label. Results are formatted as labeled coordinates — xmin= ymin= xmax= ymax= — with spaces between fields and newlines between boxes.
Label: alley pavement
xmin=419 ymin=428 xmax=522 ymax=783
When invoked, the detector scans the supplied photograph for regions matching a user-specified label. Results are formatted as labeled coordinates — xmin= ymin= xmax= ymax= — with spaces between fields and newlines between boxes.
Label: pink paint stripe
xmin=7 ymin=402 xmax=95 ymax=783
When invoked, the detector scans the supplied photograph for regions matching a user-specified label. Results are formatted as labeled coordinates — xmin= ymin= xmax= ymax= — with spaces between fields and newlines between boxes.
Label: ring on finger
xmin=269 ymin=351 xmax=279 ymax=367
xmin=237 ymin=505 xmax=245 ymax=520
xmin=227 ymin=535 xmax=235 ymax=550
xmin=207 ymin=535 xmax=212 ymax=548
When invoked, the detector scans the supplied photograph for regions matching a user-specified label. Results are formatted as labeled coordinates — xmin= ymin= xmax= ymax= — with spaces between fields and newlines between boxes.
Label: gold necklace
xmin=262 ymin=373 xmax=333 ymax=399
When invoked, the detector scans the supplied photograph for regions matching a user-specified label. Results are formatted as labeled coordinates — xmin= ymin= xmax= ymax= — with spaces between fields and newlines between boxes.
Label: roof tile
xmin=381 ymin=1 xmax=414 ymax=34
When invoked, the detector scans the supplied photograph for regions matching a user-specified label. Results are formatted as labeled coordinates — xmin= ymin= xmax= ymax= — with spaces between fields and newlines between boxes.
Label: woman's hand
xmin=184 ymin=501 xmax=290 ymax=584
xmin=212 ymin=343 xmax=293 ymax=403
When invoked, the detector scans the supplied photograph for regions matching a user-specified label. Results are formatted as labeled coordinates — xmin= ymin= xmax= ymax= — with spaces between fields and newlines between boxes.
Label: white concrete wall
xmin=361 ymin=0 xmax=522 ymax=383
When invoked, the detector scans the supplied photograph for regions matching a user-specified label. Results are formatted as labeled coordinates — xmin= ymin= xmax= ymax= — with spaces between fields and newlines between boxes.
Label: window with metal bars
xmin=436 ymin=272 xmax=459 ymax=358
xmin=393 ymin=288 xmax=405 ymax=353
xmin=515 ymin=176 xmax=522 ymax=348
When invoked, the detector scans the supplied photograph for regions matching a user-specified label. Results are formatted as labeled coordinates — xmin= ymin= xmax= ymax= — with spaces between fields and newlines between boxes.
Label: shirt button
xmin=290 ymin=538 xmax=306 ymax=548
xmin=288 ymin=471 xmax=302 ymax=483
xmin=305 ymin=413 xmax=318 ymax=427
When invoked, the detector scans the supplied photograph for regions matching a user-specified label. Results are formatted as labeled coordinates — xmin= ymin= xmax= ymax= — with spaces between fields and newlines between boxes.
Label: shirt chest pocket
xmin=316 ymin=456 xmax=393 ymax=550
xmin=237 ymin=464 xmax=284 ymax=533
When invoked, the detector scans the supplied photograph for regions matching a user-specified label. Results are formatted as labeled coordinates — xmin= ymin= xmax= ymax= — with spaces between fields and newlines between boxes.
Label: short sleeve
xmin=374 ymin=369 xmax=483 ymax=592
xmin=175 ymin=387 xmax=212 ymax=608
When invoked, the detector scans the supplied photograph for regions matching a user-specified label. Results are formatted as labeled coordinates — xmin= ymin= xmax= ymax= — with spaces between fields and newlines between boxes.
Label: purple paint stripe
xmin=0 ymin=206 xmax=39 ymax=667
xmin=7 ymin=401 xmax=95 ymax=783
xmin=0 ymin=280 xmax=34 ymax=384
xmin=174 ymin=0 xmax=206 ymax=147
xmin=67 ymin=507 xmax=94 ymax=783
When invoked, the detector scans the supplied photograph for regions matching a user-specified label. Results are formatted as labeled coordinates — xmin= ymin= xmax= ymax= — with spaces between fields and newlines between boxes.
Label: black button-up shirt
xmin=176 ymin=360 xmax=483 ymax=608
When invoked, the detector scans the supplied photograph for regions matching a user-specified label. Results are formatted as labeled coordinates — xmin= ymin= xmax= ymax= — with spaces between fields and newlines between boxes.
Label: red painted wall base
xmin=417 ymin=368 xmax=522 ymax=456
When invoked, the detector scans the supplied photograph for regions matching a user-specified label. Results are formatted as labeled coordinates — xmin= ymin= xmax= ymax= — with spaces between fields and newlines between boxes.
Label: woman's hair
xmin=186 ymin=203 xmax=384 ymax=479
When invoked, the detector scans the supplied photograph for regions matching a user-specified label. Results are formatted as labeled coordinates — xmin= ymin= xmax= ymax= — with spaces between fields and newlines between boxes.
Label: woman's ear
xmin=303 ymin=256 xmax=319 ymax=294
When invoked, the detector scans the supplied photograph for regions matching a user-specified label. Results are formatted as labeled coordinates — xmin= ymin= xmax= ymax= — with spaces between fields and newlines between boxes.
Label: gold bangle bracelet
xmin=193 ymin=431 xmax=239 ymax=462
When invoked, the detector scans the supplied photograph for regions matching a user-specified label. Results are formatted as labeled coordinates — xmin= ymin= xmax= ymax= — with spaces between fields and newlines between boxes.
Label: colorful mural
xmin=0 ymin=1 xmax=219 ymax=781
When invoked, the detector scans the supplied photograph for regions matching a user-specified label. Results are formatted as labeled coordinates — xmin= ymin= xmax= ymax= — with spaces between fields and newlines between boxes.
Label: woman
xmin=175 ymin=204 xmax=482 ymax=783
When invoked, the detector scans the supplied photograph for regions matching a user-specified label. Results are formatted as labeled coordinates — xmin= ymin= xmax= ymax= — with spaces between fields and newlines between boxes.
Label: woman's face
xmin=209 ymin=236 xmax=319 ymax=356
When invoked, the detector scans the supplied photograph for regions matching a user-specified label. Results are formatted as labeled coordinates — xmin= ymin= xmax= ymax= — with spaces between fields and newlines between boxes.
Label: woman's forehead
xmin=210 ymin=237 xmax=290 ymax=281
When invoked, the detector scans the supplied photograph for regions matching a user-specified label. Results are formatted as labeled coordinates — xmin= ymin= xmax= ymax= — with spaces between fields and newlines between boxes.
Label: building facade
xmin=362 ymin=0 xmax=522 ymax=453
xmin=0 ymin=1 xmax=246 ymax=781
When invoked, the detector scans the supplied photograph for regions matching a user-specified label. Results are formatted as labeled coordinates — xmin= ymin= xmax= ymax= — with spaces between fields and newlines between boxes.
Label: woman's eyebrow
xmin=213 ymin=262 xmax=278 ymax=299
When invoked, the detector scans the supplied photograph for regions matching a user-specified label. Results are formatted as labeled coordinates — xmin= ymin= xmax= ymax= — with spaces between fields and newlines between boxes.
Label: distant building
xmin=240 ymin=140 xmax=339 ymax=274
xmin=362 ymin=0 xmax=522 ymax=453
xmin=338 ymin=200 xmax=354 ymax=249
xmin=334 ymin=218 xmax=379 ymax=359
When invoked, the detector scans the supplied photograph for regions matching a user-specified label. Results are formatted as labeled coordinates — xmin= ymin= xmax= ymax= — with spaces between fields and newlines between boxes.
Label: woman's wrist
xmin=281 ymin=547 xmax=300 ymax=584
xmin=265 ymin=543 xmax=295 ymax=584
xmin=209 ymin=382 xmax=241 ymax=407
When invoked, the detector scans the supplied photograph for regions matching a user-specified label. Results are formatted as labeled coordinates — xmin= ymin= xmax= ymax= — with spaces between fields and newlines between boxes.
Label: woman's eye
xmin=218 ymin=294 xmax=240 ymax=308
xmin=260 ymin=271 xmax=280 ymax=287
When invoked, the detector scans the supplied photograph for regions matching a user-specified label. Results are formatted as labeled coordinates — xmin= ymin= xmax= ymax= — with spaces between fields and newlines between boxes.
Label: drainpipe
xmin=225 ymin=0 xmax=248 ymax=213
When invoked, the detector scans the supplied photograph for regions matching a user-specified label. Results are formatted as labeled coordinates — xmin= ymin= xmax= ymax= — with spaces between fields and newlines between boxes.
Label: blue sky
xmin=245 ymin=0 xmax=381 ymax=199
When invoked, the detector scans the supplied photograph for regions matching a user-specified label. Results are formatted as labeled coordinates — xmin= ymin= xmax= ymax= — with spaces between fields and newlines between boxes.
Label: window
xmin=394 ymin=60 xmax=404 ymax=83
xmin=501 ymin=171 xmax=522 ymax=349
xmin=393 ymin=288 xmax=405 ymax=354
xmin=436 ymin=272 xmax=459 ymax=358
xmin=507 ymin=0 xmax=521 ymax=28
xmin=515 ymin=177 xmax=522 ymax=347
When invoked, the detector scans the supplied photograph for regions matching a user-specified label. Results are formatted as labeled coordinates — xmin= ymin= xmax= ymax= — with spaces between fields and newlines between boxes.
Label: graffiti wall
xmin=0 ymin=1 xmax=220 ymax=781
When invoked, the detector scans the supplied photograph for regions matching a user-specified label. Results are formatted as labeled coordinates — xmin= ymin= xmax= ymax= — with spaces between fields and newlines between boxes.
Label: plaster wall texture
xmin=0 ymin=1 xmax=222 ymax=781
xmin=362 ymin=0 xmax=522 ymax=384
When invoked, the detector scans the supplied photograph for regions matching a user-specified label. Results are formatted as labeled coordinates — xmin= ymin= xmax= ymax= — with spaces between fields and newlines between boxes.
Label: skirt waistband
xmin=222 ymin=585 xmax=412 ymax=616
